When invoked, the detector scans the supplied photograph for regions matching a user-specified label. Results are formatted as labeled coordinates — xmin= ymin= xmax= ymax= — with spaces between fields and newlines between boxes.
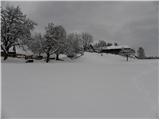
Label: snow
xmin=73 ymin=52 xmax=132 ymax=64
xmin=1 ymin=52 xmax=132 ymax=64
xmin=1 ymin=52 xmax=159 ymax=118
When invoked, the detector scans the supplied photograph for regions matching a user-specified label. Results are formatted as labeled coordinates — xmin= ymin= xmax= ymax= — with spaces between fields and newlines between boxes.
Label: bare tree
xmin=1 ymin=5 xmax=37 ymax=60
xmin=81 ymin=32 xmax=93 ymax=51
xmin=27 ymin=33 xmax=44 ymax=56
xmin=119 ymin=48 xmax=135 ymax=61
xmin=53 ymin=25 xmax=67 ymax=60
xmin=93 ymin=40 xmax=107 ymax=49
xmin=66 ymin=33 xmax=83 ymax=57
xmin=43 ymin=23 xmax=67 ymax=62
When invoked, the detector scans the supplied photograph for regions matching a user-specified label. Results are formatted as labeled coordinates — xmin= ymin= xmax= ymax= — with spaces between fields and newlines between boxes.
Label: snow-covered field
xmin=1 ymin=52 xmax=159 ymax=118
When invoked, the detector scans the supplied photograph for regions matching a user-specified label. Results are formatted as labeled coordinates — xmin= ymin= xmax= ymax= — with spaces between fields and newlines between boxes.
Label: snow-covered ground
xmin=1 ymin=52 xmax=159 ymax=118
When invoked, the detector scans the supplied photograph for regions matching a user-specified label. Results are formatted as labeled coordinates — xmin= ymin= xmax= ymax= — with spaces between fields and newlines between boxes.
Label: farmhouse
xmin=100 ymin=45 xmax=135 ymax=56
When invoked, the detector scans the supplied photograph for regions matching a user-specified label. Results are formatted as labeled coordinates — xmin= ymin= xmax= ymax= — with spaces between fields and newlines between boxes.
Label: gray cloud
xmin=2 ymin=1 xmax=159 ymax=56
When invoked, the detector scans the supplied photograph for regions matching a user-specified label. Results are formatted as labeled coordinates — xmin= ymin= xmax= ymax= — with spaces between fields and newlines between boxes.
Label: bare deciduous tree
xmin=53 ymin=25 xmax=67 ymax=60
xmin=27 ymin=33 xmax=44 ymax=56
xmin=66 ymin=33 xmax=83 ymax=58
xmin=119 ymin=48 xmax=135 ymax=61
xmin=81 ymin=32 xmax=93 ymax=51
xmin=43 ymin=23 xmax=67 ymax=62
xmin=93 ymin=40 xmax=107 ymax=49
xmin=1 ymin=5 xmax=37 ymax=60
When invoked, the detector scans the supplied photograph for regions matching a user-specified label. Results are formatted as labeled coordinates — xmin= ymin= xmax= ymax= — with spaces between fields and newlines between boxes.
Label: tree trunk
xmin=3 ymin=47 xmax=9 ymax=61
xmin=3 ymin=53 xmax=8 ymax=60
xmin=56 ymin=53 xmax=59 ymax=60
xmin=46 ymin=53 xmax=50 ymax=63
xmin=13 ymin=45 xmax=16 ymax=57
xmin=13 ymin=45 xmax=16 ymax=53
xmin=126 ymin=55 xmax=128 ymax=61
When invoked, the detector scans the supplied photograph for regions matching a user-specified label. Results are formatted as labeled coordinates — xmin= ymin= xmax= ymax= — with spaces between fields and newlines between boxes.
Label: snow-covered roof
xmin=10 ymin=46 xmax=33 ymax=55
xmin=101 ymin=45 xmax=130 ymax=50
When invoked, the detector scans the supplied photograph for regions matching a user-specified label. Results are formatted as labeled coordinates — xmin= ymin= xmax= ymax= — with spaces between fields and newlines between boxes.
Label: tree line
xmin=1 ymin=5 xmax=93 ymax=62
xmin=1 ymin=5 xmax=155 ymax=63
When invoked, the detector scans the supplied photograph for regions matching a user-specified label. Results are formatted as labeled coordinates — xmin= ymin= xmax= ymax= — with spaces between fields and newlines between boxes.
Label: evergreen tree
xmin=137 ymin=47 xmax=146 ymax=59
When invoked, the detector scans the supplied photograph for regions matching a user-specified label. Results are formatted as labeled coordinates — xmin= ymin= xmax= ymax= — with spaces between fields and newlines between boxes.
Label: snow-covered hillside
xmin=2 ymin=52 xmax=134 ymax=63
xmin=1 ymin=52 xmax=159 ymax=118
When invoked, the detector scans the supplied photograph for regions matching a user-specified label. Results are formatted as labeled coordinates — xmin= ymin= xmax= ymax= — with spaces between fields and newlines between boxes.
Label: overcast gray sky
xmin=2 ymin=1 xmax=159 ymax=56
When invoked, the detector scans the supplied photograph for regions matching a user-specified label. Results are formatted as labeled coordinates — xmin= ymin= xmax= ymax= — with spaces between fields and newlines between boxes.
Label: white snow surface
xmin=1 ymin=52 xmax=159 ymax=118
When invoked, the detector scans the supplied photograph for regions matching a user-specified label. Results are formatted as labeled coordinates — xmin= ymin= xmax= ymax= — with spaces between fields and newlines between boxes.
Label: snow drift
xmin=1 ymin=52 xmax=159 ymax=118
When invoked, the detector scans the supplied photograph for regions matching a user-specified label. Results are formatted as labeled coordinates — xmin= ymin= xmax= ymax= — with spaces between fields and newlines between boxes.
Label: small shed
xmin=10 ymin=46 xmax=33 ymax=58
